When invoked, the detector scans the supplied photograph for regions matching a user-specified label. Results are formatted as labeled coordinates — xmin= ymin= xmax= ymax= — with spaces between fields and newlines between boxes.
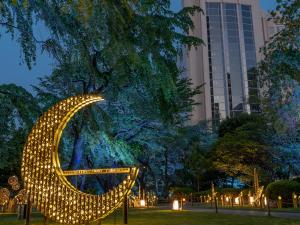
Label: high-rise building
xmin=182 ymin=0 xmax=279 ymax=125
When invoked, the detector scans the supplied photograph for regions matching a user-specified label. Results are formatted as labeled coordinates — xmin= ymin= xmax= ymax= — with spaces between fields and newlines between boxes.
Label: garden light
xmin=249 ymin=196 xmax=254 ymax=205
xmin=234 ymin=197 xmax=239 ymax=205
xmin=173 ymin=200 xmax=180 ymax=210
xmin=140 ymin=199 xmax=146 ymax=207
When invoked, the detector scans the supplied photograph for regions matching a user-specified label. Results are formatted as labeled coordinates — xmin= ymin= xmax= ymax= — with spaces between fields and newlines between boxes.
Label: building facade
xmin=182 ymin=0 xmax=278 ymax=125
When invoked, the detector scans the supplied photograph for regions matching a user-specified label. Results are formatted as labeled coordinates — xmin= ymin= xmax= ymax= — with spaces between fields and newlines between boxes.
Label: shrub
xmin=171 ymin=187 xmax=194 ymax=195
xmin=266 ymin=180 xmax=300 ymax=201
xmin=219 ymin=188 xmax=240 ymax=196
xmin=292 ymin=177 xmax=300 ymax=183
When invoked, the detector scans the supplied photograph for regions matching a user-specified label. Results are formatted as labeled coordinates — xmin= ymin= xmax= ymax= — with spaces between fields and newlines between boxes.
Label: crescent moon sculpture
xmin=21 ymin=95 xmax=139 ymax=224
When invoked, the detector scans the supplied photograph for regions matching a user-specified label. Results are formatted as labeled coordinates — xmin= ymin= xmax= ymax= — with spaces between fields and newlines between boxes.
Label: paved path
xmin=185 ymin=207 xmax=300 ymax=219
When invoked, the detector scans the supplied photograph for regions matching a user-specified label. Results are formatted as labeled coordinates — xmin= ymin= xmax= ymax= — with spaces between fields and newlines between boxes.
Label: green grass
xmin=190 ymin=203 xmax=300 ymax=212
xmin=1 ymin=209 xmax=300 ymax=225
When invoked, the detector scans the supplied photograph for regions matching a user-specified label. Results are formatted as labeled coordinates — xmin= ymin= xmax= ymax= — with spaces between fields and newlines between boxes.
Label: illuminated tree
xmin=0 ymin=1 xmax=203 ymax=192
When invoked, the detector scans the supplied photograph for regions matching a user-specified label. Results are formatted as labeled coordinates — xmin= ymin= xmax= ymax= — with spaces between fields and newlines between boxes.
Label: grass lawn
xmin=190 ymin=203 xmax=300 ymax=213
xmin=1 ymin=209 xmax=300 ymax=225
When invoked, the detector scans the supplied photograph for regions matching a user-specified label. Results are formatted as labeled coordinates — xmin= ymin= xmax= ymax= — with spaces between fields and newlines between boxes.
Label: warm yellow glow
xmin=172 ymin=200 xmax=180 ymax=210
xmin=140 ymin=199 xmax=146 ymax=207
xmin=225 ymin=197 xmax=229 ymax=202
xmin=62 ymin=168 xmax=131 ymax=176
xmin=249 ymin=196 xmax=254 ymax=204
xmin=264 ymin=197 xmax=267 ymax=205
xmin=21 ymin=95 xmax=139 ymax=225
xmin=294 ymin=194 xmax=297 ymax=199
xmin=234 ymin=197 xmax=239 ymax=205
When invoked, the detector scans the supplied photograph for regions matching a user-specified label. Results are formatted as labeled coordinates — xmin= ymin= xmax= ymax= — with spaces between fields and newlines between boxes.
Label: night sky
xmin=0 ymin=0 xmax=277 ymax=92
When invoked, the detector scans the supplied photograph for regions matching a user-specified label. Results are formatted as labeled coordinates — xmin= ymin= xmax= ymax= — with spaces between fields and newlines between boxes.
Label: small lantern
xmin=264 ymin=197 xmax=267 ymax=206
xmin=249 ymin=196 xmax=254 ymax=205
xmin=140 ymin=199 xmax=146 ymax=207
xmin=225 ymin=196 xmax=229 ymax=202
xmin=173 ymin=200 xmax=180 ymax=210
xmin=234 ymin=197 xmax=239 ymax=205
xmin=293 ymin=194 xmax=297 ymax=199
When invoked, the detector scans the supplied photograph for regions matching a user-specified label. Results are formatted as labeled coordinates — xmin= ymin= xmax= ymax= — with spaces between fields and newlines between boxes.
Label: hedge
xmin=266 ymin=180 xmax=300 ymax=201
xmin=219 ymin=188 xmax=240 ymax=196
xmin=171 ymin=187 xmax=194 ymax=195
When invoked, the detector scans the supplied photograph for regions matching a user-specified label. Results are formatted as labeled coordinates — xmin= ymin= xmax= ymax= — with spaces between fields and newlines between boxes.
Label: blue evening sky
xmin=0 ymin=0 xmax=277 ymax=91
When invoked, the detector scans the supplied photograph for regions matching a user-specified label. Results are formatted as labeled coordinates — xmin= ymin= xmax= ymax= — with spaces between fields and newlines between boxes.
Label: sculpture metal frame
xmin=21 ymin=95 xmax=139 ymax=224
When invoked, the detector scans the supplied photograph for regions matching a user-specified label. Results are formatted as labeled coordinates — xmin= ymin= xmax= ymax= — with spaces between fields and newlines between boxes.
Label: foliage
xmin=259 ymin=0 xmax=299 ymax=87
xmin=212 ymin=114 xmax=277 ymax=184
xmin=292 ymin=177 xmax=300 ymax=183
xmin=259 ymin=0 xmax=300 ymax=135
xmin=256 ymin=0 xmax=300 ymax=183
xmin=0 ymin=1 xmax=205 ymax=194
xmin=0 ymin=84 xmax=40 ymax=185
xmin=0 ymin=1 xmax=203 ymax=123
xmin=170 ymin=122 xmax=219 ymax=192
xmin=218 ymin=113 xmax=266 ymax=138
xmin=171 ymin=187 xmax=194 ymax=195
xmin=266 ymin=180 xmax=300 ymax=201
xmin=219 ymin=188 xmax=240 ymax=196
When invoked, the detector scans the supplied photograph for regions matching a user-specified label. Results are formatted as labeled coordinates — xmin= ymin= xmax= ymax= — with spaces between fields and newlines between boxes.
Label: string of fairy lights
xmin=21 ymin=95 xmax=139 ymax=225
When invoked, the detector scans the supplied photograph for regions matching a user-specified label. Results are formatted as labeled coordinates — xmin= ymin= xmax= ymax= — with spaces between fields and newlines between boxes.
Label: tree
xmin=260 ymin=0 xmax=299 ymax=81
xmin=212 ymin=114 xmax=277 ymax=185
xmin=259 ymin=0 xmax=300 ymax=132
xmin=1 ymin=1 xmax=204 ymax=193
xmin=163 ymin=122 xmax=218 ymax=192
xmin=0 ymin=84 xmax=40 ymax=186
xmin=258 ymin=0 xmax=300 ymax=181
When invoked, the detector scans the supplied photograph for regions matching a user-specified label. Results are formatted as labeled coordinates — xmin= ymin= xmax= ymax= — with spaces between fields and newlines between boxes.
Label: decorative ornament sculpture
xmin=21 ymin=95 xmax=139 ymax=224
xmin=15 ymin=189 xmax=28 ymax=205
xmin=12 ymin=183 xmax=21 ymax=191
xmin=8 ymin=176 xmax=19 ymax=186
xmin=0 ymin=188 xmax=10 ymax=206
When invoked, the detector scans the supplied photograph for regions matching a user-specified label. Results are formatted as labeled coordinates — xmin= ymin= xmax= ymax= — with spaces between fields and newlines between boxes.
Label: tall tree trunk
xmin=86 ymin=154 xmax=105 ymax=193
xmin=68 ymin=128 xmax=85 ymax=187
xmin=139 ymin=171 xmax=146 ymax=199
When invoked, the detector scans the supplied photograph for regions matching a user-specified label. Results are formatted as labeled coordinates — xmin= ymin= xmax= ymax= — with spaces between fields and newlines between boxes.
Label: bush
xmin=292 ymin=177 xmax=300 ymax=183
xmin=171 ymin=187 xmax=194 ymax=195
xmin=194 ymin=188 xmax=240 ymax=197
xmin=219 ymin=188 xmax=240 ymax=196
xmin=266 ymin=180 xmax=300 ymax=201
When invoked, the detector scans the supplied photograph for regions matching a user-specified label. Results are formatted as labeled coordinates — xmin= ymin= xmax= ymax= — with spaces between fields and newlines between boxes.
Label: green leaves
xmin=1 ymin=1 xmax=206 ymax=192
xmin=0 ymin=84 xmax=40 ymax=175
xmin=266 ymin=180 xmax=300 ymax=200
xmin=212 ymin=114 xmax=276 ymax=184
xmin=1 ymin=0 xmax=203 ymax=122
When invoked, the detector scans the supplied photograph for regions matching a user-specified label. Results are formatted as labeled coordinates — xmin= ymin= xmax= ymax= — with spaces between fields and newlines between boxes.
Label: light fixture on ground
xmin=234 ymin=197 xmax=239 ymax=205
xmin=140 ymin=199 xmax=146 ymax=207
xmin=172 ymin=200 xmax=180 ymax=210
xmin=249 ymin=196 xmax=254 ymax=205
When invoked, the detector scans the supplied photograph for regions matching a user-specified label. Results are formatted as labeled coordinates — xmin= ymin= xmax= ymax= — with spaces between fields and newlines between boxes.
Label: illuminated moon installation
xmin=21 ymin=95 xmax=139 ymax=224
